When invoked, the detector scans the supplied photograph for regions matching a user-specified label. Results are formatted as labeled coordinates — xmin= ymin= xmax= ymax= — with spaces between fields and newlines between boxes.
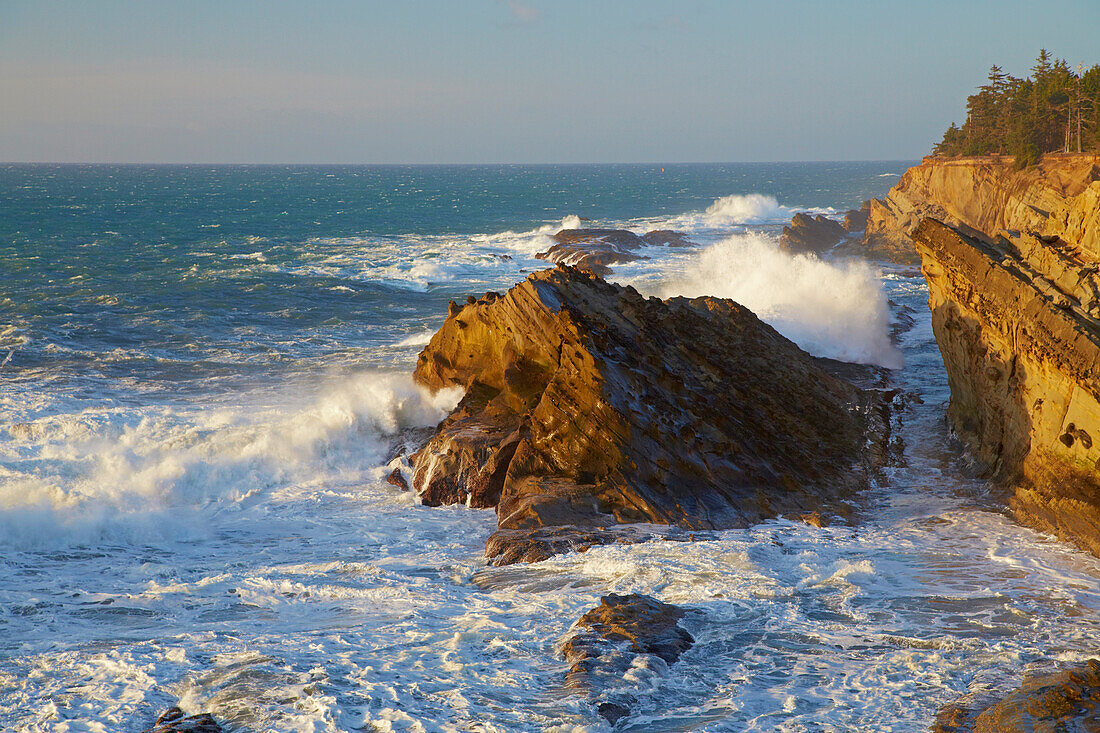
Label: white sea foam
xmin=655 ymin=232 xmax=904 ymax=368
xmin=0 ymin=372 xmax=462 ymax=549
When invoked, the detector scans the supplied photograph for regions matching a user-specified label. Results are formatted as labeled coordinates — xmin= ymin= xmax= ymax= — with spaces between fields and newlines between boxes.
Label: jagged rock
xmin=535 ymin=229 xmax=648 ymax=275
xmin=142 ymin=707 xmax=222 ymax=733
xmin=931 ymin=660 xmax=1100 ymax=732
xmin=385 ymin=467 xmax=408 ymax=491
xmin=411 ymin=265 xmax=888 ymax=563
xmin=561 ymin=593 xmax=694 ymax=723
xmin=911 ymin=218 xmax=1100 ymax=557
xmin=641 ymin=229 xmax=695 ymax=247
xmin=780 ymin=213 xmax=848 ymax=254
xmin=843 ymin=201 xmax=870 ymax=233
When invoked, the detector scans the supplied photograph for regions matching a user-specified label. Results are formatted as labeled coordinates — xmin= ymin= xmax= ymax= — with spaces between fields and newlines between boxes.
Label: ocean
xmin=2 ymin=162 xmax=1099 ymax=732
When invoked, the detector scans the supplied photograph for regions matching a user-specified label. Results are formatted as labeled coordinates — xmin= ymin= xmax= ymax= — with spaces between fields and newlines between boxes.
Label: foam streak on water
xmin=1 ymin=163 xmax=1096 ymax=732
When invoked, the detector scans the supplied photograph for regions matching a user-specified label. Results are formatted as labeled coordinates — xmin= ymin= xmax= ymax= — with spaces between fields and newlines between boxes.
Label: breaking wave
xmin=658 ymin=233 xmax=904 ymax=368
xmin=0 ymin=372 xmax=462 ymax=549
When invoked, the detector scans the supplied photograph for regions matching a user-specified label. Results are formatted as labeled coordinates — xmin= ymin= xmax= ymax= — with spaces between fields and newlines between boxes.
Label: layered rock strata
xmin=409 ymin=265 xmax=888 ymax=564
xmin=561 ymin=593 xmax=694 ymax=724
xmin=848 ymin=155 xmax=1100 ymax=264
xmin=911 ymin=217 xmax=1100 ymax=556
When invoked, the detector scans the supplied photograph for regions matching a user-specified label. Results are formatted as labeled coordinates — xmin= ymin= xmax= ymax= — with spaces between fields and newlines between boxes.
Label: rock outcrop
xmin=780 ymin=213 xmax=848 ymax=255
xmin=911 ymin=216 xmax=1100 ymax=557
xmin=535 ymin=228 xmax=695 ymax=276
xmin=561 ymin=593 xmax=694 ymax=724
xmin=932 ymin=660 xmax=1100 ymax=733
xmin=535 ymin=229 xmax=648 ymax=276
xmin=411 ymin=265 xmax=888 ymax=563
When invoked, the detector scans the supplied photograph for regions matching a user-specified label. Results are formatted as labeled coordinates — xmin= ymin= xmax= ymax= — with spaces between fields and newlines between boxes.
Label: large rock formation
xmin=911 ymin=216 xmax=1100 ymax=557
xmin=409 ymin=265 xmax=888 ymax=563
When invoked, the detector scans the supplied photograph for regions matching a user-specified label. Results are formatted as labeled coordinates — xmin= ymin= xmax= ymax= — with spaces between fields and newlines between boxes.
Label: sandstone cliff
xmin=409 ymin=266 xmax=888 ymax=564
xmin=911 ymin=201 xmax=1100 ymax=557
xmin=858 ymin=155 xmax=1100 ymax=264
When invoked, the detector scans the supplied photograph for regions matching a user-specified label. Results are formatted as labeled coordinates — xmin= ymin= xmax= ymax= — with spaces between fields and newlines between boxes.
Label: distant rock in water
xmin=561 ymin=593 xmax=695 ymax=724
xmin=931 ymin=660 xmax=1100 ymax=733
xmin=535 ymin=228 xmax=647 ymax=276
xmin=640 ymin=229 xmax=695 ymax=247
xmin=780 ymin=213 xmax=848 ymax=255
xmin=142 ymin=707 xmax=223 ymax=733
xmin=411 ymin=265 xmax=890 ymax=564
xmin=535 ymin=228 xmax=695 ymax=276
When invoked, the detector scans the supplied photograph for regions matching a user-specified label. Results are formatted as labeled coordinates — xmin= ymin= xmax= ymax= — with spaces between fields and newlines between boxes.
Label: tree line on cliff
xmin=933 ymin=50 xmax=1100 ymax=165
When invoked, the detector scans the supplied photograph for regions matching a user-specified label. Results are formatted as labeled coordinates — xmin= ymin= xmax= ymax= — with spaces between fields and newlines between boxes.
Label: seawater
xmin=1 ymin=163 xmax=1099 ymax=732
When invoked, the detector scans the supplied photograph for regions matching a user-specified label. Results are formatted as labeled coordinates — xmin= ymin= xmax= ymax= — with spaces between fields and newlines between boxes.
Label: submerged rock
xmin=561 ymin=593 xmax=694 ymax=724
xmin=780 ymin=212 xmax=848 ymax=255
xmin=142 ymin=707 xmax=223 ymax=733
xmin=911 ymin=218 xmax=1100 ymax=557
xmin=411 ymin=265 xmax=889 ymax=563
xmin=931 ymin=660 xmax=1100 ymax=732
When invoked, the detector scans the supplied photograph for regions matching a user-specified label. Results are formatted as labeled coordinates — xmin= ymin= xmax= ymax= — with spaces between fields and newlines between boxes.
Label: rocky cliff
xmin=907 ymin=156 xmax=1100 ymax=558
xmin=408 ymin=265 xmax=889 ymax=564
xmin=862 ymin=155 xmax=1100 ymax=264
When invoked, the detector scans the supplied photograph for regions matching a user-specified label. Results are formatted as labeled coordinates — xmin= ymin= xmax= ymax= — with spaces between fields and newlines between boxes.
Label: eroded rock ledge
xmin=911 ymin=218 xmax=1100 ymax=557
xmin=409 ymin=265 xmax=889 ymax=564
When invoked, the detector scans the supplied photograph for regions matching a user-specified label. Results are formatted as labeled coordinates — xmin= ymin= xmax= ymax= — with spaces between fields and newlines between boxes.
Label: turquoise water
xmin=3 ymin=162 xmax=1100 ymax=732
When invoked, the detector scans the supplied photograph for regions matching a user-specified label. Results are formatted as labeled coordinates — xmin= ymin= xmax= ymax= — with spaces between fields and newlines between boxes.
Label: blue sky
xmin=2 ymin=0 xmax=1097 ymax=163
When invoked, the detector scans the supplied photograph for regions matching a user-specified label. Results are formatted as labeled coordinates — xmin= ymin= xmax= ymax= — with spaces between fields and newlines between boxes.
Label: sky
xmin=2 ymin=0 xmax=1098 ymax=164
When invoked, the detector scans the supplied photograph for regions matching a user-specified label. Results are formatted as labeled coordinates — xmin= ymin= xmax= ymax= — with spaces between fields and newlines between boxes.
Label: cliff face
xmin=867 ymin=155 xmax=1100 ymax=262
xmin=410 ymin=266 xmax=888 ymax=564
xmin=908 ymin=157 xmax=1100 ymax=557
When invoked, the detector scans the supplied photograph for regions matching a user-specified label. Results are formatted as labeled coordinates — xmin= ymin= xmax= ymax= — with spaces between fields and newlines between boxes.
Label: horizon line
xmin=2 ymin=158 xmax=921 ymax=167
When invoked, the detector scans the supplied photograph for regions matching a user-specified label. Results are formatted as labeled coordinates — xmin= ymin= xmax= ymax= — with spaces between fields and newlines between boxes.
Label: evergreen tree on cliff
xmin=933 ymin=49 xmax=1099 ymax=164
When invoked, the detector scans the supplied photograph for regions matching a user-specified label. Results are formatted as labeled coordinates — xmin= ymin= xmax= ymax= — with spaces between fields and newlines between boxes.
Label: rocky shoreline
xmin=398 ymin=155 xmax=1100 ymax=729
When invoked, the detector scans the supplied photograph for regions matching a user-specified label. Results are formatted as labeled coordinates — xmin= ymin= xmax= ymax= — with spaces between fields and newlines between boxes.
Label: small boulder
xmin=142 ymin=707 xmax=223 ymax=733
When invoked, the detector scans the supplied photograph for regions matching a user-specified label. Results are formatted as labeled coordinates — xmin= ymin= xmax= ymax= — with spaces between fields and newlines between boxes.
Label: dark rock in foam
xmin=561 ymin=593 xmax=695 ymax=724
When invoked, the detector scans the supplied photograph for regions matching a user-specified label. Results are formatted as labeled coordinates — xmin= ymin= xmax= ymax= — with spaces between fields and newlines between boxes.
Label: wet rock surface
xmin=931 ymin=660 xmax=1100 ymax=733
xmin=142 ymin=707 xmax=223 ymax=733
xmin=780 ymin=212 xmax=848 ymax=254
xmin=411 ymin=265 xmax=889 ymax=563
xmin=535 ymin=228 xmax=648 ymax=275
xmin=561 ymin=593 xmax=695 ymax=724
xmin=535 ymin=228 xmax=696 ymax=276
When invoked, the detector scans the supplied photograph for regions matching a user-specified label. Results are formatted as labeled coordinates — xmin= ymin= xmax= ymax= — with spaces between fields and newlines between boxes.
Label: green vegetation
xmin=933 ymin=50 xmax=1100 ymax=165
